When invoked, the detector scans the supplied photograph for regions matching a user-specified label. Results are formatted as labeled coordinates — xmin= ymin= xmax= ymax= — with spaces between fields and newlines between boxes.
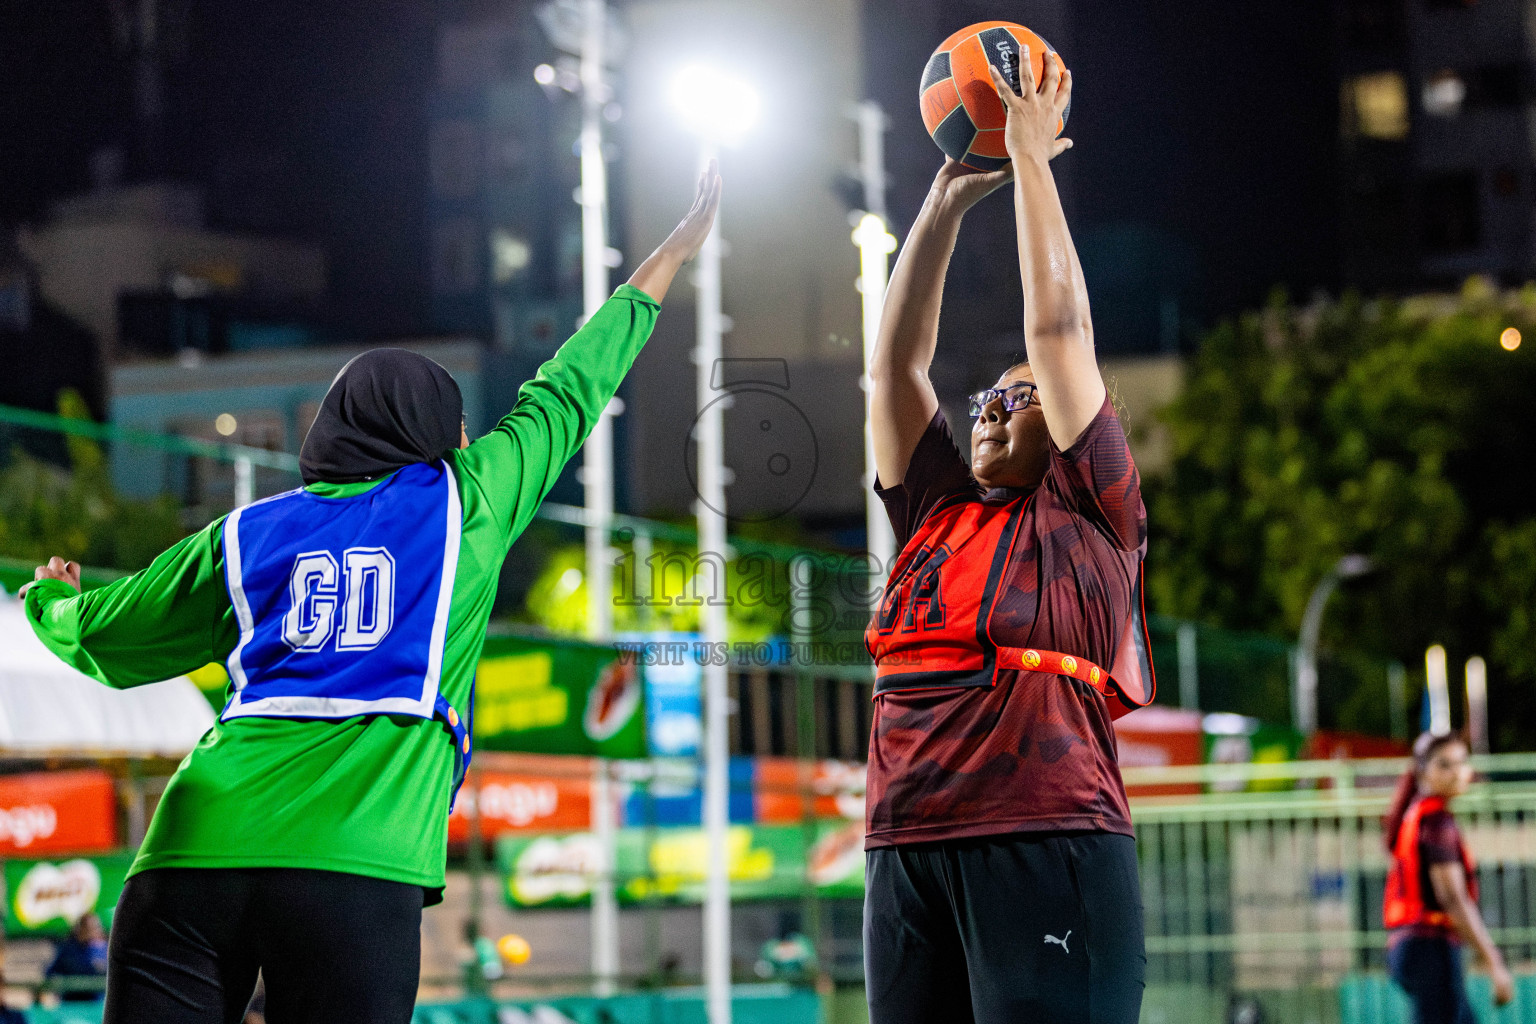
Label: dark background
xmin=4 ymin=0 xmax=1343 ymax=349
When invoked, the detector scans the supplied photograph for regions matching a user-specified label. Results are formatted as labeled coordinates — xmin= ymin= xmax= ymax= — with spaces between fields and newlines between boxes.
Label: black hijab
xmin=299 ymin=348 xmax=463 ymax=484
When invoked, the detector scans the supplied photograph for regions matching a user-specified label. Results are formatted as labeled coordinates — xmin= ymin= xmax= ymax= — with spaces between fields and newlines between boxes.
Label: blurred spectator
xmin=45 ymin=912 xmax=107 ymax=1002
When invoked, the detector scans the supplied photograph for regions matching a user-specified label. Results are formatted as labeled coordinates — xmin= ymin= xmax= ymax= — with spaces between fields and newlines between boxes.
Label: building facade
xmin=1337 ymin=0 xmax=1535 ymax=289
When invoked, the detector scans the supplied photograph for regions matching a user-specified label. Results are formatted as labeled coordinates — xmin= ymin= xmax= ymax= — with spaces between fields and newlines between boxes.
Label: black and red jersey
xmin=863 ymin=396 xmax=1152 ymax=848
xmin=1385 ymin=796 xmax=1476 ymax=938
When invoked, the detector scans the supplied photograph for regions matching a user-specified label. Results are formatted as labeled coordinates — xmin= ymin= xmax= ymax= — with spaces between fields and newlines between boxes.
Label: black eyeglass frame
xmin=967 ymin=382 xmax=1040 ymax=418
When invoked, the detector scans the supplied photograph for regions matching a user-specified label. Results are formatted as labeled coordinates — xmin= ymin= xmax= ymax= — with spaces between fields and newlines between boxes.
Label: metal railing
xmin=1124 ymin=754 xmax=1536 ymax=1012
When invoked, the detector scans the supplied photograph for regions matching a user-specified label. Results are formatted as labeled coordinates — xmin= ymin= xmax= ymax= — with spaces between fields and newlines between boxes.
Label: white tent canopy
xmin=0 ymin=597 xmax=215 ymax=757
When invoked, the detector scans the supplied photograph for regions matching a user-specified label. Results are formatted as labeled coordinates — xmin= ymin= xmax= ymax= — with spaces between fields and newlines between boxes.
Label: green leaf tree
xmin=0 ymin=390 xmax=184 ymax=574
xmin=1147 ymin=280 xmax=1536 ymax=746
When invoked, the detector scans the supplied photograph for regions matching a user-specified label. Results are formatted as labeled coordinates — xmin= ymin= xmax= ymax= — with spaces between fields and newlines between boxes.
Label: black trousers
xmin=105 ymin=868 xmax=423 ymax=1024
xmin=864 ymin=832 xmax=1146 ymax=1024
xmin=1389 ymin=934 xmax=1476 ymax=1024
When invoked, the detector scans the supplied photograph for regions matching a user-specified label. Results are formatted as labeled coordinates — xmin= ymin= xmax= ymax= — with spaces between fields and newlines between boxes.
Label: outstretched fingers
xmin=1055 ymin=67 xmax=1073 ymax=116
xmin=987 ymin=61 xmax=1027 ymax=111
xmin=1040 ymin=48 xmax=1062 ymax=97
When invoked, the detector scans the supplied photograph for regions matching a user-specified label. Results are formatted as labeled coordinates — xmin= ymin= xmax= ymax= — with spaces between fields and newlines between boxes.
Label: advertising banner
xmin=446 ymin=764 xmax=593 ymax=843
xmin=495 ymin=820 xmax=867 ymax=908
xmin=474 ymin=633 xmax=645 ymax=759
xmin=4 ymin=854 xmax=134 ymax=937
xmin=616 ymin=631 xmax=702 ymax=758
xmin=618 ymin=757 xmax=865 ymax=828
xmin=753 ymin=758 xmax=865 ymax=824
xmin=0 ymin=770 xmax=117 ymax=856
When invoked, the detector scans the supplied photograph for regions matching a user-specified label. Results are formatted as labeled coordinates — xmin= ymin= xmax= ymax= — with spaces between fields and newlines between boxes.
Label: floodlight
xmin=671 ymin=65 xmax=759 ymax=143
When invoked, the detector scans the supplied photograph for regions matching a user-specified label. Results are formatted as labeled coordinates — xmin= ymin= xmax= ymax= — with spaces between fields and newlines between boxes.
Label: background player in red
xmin=863 ymin=50 xmax=1149 ymax=1024
xmin=1383 ymin=731 xmax=1513 ymax=1022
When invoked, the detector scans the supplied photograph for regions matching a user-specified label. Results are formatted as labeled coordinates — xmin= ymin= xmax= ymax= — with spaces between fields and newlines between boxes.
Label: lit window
xmin=1344 ymin=72 xmax=1410 ymax=140
xmin=1422 ymin=70 xmax=1466 ymax=117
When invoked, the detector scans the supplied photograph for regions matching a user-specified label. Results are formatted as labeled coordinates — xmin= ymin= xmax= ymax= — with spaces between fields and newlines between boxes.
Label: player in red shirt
xmin=862 ymin=55 xmax=1152 ymax=1024
xmin=1383 ymin=732 xmax=1512 ymax=1023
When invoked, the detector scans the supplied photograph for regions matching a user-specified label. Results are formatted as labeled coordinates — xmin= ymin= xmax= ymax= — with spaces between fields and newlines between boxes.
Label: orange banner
xmin=448 ymin=766 xmax=592 ymax=842
xmin=0 ymin=770 xmax=117 ymax=856
xmin=754 ymin=758 xmax=866 ymax=824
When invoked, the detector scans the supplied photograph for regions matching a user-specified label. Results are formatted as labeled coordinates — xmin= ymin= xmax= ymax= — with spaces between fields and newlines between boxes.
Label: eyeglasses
xmin=967 ymin=382 xmax=1039 ymax=418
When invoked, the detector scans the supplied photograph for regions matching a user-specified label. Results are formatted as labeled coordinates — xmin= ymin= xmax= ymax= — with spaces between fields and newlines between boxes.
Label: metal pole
xmin=1295 ymin=574 xmax=1340 ymax=736
xmin=1466 ymin=655 xmax=1489 ymax=753
xmin=581 ymin=0 xmax=614 ymax=642
xmin=1294 ymin=555 xmax=1371 ymax=735
xmin=233 ymin=455 xmax=254 ymax=508
xmin=577 ymin=0 xmax=620 ymax=996
xmin=791 ymin=556 xmax=821 ymax=969
xmin=852 ymin=102 xmax=896 ymax=588
xmin=465 ymin=766 xmax=486 ymax=996
xmin=1176 ymin=621 xmax=1199 ymax=711
xmin=1426 ymin=644 xmax=1451 ymax=736
xmin=694 ymin=140 xmax=732 ymax=1024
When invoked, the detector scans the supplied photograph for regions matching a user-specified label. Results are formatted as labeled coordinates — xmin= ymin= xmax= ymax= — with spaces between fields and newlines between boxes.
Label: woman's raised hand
xmin=661 ymin=159 xmax=723 ymax=263
xmin=928 ymin=157 xmax=1013 ymax=219
xmin=988 ymin=53 xmax=1074 ymax=165
xmin=628 ymin=160 xmax=723 ymax=303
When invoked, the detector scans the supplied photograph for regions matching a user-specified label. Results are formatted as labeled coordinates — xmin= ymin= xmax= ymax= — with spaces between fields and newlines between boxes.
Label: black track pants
xmin=104 ymin=868 xmax=423 ymax=1024
xmin=864 ymin=832 xmax=1146 ymax=1024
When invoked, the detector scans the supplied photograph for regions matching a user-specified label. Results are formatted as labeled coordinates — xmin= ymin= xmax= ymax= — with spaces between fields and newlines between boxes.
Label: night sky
xmin=6 ymin=0 xmax=1342 ymax=345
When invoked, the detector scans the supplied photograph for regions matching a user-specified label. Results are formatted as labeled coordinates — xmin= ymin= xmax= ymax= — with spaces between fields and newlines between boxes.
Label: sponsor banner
xmin=618 ymin=631 xmax=702 ymax=758
xmin=619 ymin=757 xmax=755 ymax=827
xmin=754 ymin=758 xmax=865 ymax=824
xmin=1203 ymin=714 xmax=1306 ymax=793
xmin=0 ymin=770 xmax=117 ymax=856
xmin=447 ymin=764 xmax=592 ymax=843
xmin=4 ymin=854 xmax=134 ymax=937
xmin=474 ymin=634 xmax=645 ymax=759
xmin=618 ymin=757 xmax=865 ymax=828
xmin=496 ymin=821 xmax=866 ymax=908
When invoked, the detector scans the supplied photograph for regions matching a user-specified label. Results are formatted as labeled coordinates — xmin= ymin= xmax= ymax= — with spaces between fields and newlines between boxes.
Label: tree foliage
xmin=1147 ymin=280 xmax=1536 ymax=746
xmin=0 ymin=391 xmax=185 ymax=573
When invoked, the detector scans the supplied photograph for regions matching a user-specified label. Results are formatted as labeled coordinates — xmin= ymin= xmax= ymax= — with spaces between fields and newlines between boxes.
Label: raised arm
xmin=989 ymin=57 xmax=1105 ymax=450
xmin=870 ymin=160 xmax=1010 ymax=485
xmin=452 ymin=164 xmax=721 ymax=548
xmin=21 ymin=522 xmax=237 ymax=688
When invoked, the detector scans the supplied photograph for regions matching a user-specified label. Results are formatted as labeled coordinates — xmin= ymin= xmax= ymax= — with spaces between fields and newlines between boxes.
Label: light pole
xmin=1466 ymin=655 xmax=1489 ymax=753
xmin=1425 ymin=644 xmax=1451 ymax=736
xmin=850 ymin=101 xmax=897 ymax=590
xmin=572 ymin=0 xmax=622 ymax=997
xmin=672 ymin=64 xmax=758 ymax=1024
xmin=1294 ymin=554 xmax=1372 ymax=735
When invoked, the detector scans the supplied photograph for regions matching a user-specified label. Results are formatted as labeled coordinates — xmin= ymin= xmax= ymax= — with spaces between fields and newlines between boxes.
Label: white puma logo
xmin=1044 ymin=930 xmax=1071 ymax=954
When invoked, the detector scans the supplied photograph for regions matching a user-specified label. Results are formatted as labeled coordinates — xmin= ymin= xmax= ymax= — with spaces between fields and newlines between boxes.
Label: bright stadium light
xmin=671 ymin=65 xmax=759 ymax=144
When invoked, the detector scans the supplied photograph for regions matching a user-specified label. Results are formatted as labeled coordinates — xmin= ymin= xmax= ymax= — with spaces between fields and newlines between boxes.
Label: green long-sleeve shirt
xmin=24 ymin=284 xmax=659 ymax=896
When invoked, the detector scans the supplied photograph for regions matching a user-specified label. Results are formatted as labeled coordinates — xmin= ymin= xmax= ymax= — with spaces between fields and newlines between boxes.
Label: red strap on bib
xmin=997 ymin=647 xmax=1116 ymax=700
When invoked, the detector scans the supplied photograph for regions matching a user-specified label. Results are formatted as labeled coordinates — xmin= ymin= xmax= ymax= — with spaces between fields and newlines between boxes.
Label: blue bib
xmin=221 ymin=460 xmax=473 ymax=804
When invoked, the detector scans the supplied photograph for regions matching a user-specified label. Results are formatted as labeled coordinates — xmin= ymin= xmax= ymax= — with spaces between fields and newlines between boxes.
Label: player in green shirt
xmin=20 ymin=163 xmax=721 ymax=1024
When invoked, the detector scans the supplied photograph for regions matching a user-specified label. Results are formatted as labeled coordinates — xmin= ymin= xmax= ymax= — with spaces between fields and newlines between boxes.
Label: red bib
xmin=1384 ymin=795 xmax=1477 ymax=931
xmin=864 ymin=494 xmax=1155 ymax=719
